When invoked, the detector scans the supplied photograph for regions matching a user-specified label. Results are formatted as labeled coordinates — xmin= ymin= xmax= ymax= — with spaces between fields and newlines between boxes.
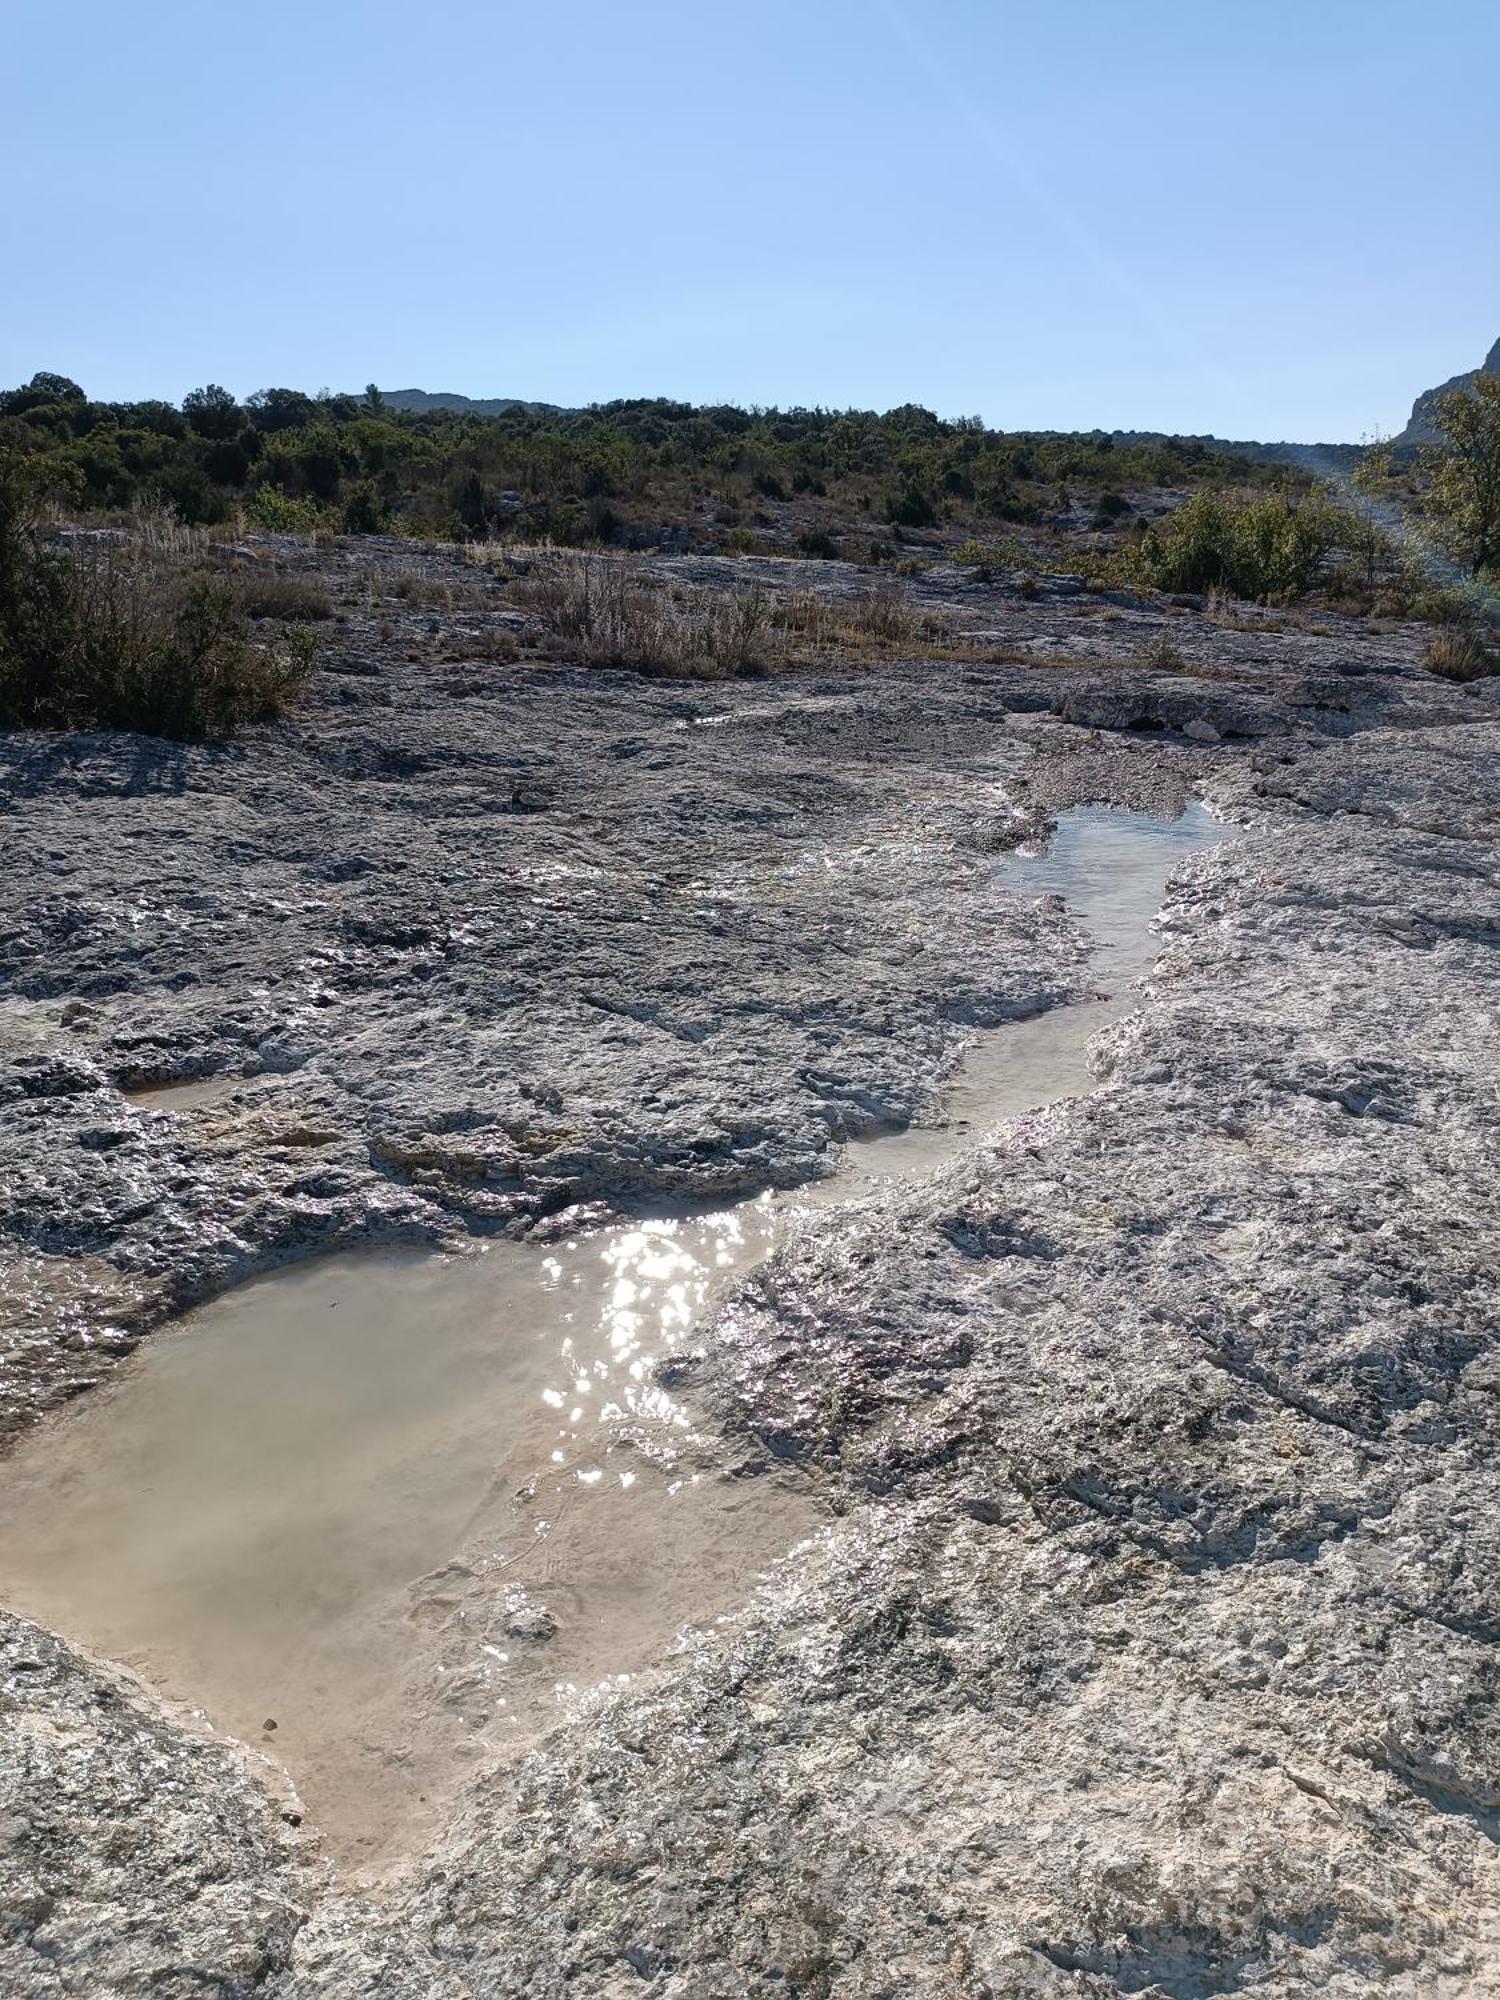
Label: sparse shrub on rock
xmin=0 ymin=456 xmax=316 ymax=737
xmin=1422 ymin=624 xmax=1498 ymax=682
xmin=951 ymin=537 xmax=1022 ymax=581
xmin=230 ymin=569 xmax=334 ymax=622
xmin=517 ymin=555 xmax=771 ymax=678
xmin=796 ymin=529 xmax=838 ymax=560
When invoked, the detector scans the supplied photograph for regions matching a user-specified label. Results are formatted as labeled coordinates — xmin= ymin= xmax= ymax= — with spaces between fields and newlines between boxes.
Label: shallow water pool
xmin=0 ymin=802 xmax=1222 ymax=1872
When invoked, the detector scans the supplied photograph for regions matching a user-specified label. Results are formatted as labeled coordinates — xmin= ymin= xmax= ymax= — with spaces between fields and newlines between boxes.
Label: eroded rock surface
xmin=2 ymin=547 xmax=1498 ymax=1996
xmin=273 ymin=720 xmax=1500 ymax=1999
xmin=0 ymin=1612 xmax=310 ymax=1998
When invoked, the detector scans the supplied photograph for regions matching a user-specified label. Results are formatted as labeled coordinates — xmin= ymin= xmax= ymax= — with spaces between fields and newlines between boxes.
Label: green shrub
xmin=247 ymin=487 xmax=328 ymax=534
xmin=3 ymin=372 xmax=86 ymax=415
xmin=152 ymin=462 xmax=231 ymax=525
xmin=341 ymin=481 xmax=388 ymax=535
xmin=0 ymin=458 xmax=315 ymax=737
xmin=797 ymin=529 xmax=839 ymax=560
xmin=1425 ymin=375 xmax=1500 ymax=578
xmin=887 ymin=476 xmax=940 ymax=528
xmin=1409 ymin=581 xmax=1493 ymax=626
xmin=247 ymin=387 xmax=317 ymax=434
xmin=183 ymin=384 xmax=242 ymax=441
xmin=951 ymin=536 xmax=1018 ymax=578
xmin=1134 ymin=491 xmax=1340 ymax=602
xmin=201 ymin=436 xmax=252 ymax=487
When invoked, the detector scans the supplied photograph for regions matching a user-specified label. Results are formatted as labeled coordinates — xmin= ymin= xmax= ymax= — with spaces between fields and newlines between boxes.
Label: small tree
xmin=1352 ymin=434 xmax=1397 ymax=499
xmin=246 ymin=386 xmax=316 ymax=433
xmin=1 ymin=372 xmax=86 ymax=415
xmin=27 ymin=371 xmax=86 ymax=401
xmin=1426 ymin=374 xmax=1500 ymax=577
xmin=183 ymin=383 xmax=242 ymax=440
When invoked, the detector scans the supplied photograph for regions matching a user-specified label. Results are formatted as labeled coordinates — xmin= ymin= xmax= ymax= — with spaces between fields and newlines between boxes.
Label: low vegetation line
xmin=1 ymin=369 xmax=1309 ymax=547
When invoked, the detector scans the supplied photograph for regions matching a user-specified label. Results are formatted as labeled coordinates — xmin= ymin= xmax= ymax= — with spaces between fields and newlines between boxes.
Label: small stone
xmin=1184 ymin=717 xmax=1221 ymax=743
xmin=504 ymin=1605 xmax=557 ymax=1644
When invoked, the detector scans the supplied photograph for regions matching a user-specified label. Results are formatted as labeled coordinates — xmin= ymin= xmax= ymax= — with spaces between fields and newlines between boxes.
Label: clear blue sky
xmin=5 ymin=0 xmax=1496 ymax=440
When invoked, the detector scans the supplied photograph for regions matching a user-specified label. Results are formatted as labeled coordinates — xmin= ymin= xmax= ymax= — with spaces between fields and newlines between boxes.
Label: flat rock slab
xmin=2 ymin=550 xmax=1498 ymax=1995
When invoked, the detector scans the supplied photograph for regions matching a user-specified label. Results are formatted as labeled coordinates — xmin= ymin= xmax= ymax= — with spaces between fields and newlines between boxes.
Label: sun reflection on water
xmin=532 ymin=1206 xmax=774 ymax=1496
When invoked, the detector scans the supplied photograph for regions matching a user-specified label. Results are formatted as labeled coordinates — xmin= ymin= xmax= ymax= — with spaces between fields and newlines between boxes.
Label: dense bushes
xmin=1427 ymin=375 xmax=1500 ymax=579
xmin=0 ymin=369 xmax=1305 ymax=548
xmin=1133 ymin=491 xmax=1341 ymax=601
xmin=1131 ymin=487 xmax=1498 ymax=616
xmin=0 ymin=459 xmax=315 ymax=737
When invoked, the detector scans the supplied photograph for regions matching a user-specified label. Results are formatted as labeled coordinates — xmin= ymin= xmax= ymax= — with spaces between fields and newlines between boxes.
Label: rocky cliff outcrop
xmin=1396 ymin=334 xmax=1500 ymax=447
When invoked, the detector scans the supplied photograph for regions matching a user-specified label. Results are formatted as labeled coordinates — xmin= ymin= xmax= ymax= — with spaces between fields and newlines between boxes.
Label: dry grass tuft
xmin=1139 ymin=633 xmax=1188 ymax=671
xmin=517 ymin=556 xmax=773 ymax=678
xmin=773 ymin=577 xmax=938 ymax=651
xmin=231 ymin=571 xmax=335 ymax=621
xmin=516 ymin=557 xmax=948 ymax=675
xmin=1423 ymin=626 xmax=1498 ymax=683
xmin=1 ymin=467 xmax=316 ymax=737
xmin=516 ymin=560 xmax=952 ymax=676
xmin=428 ymin=625 xmax=522 ymax=667
xmin=388 ymin=569 xmax=500 ymax=613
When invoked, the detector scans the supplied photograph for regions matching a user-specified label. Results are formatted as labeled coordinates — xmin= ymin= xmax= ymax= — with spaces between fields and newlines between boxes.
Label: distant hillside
xmin=376 ymin=388 xmax=566 ymax=418
xmin=1395 ymin=336 xmax=1500 ymax=448
xmin=0 ymin=373 xmax=1332 ymax=543
xmin=368 ymin=393 xmax=1366 ymax=476
xmin=1108 ymin=432 xmax=1364 ymax=475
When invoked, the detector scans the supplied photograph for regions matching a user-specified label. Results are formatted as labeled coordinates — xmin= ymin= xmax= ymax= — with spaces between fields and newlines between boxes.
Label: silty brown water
xmin=0 ymin=804 xmax=1222 ymax=1874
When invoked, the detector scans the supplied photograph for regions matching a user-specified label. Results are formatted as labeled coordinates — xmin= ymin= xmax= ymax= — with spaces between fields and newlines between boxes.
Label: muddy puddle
xmin=123 ymin=1073 xmax=257 ymax=1112
xmin=0 ymin=1221 xmax=802 ymax=1872
xmin=0 ymin=803 xmax=1221 ymax=1876
xmin=813 ymin=800 xmax=1221 ymax=1194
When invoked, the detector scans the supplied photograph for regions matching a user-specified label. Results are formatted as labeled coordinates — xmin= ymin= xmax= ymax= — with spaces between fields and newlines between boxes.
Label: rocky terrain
xmin=3 ymin=539 xmax=1499 ymax=1996
xmin=1395 ymin=333 xmax=1500 ymax=448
